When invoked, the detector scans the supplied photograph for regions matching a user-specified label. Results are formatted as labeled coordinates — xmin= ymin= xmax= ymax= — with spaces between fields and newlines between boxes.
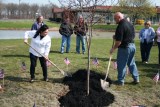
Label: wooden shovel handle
xmin=104 ymin=55 xmax=112 ymax=80
xmin=25 ymin=43 xmax=67 ymax=76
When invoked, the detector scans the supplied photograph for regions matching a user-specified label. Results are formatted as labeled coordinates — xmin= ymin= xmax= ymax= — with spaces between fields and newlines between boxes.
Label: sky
xmin=2 ymin=0 xmax=60 ymax=6
xmin=2 ymin=0 xmax=160 ymax=6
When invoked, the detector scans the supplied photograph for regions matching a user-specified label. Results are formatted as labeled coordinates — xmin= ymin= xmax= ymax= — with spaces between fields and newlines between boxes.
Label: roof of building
xmin=52 ymin=7 xmax=64 ymax=13
xmin=94 ymin=6 xmax=112 ymax=10
xmin=52 ymin=6 xmax=160 ymax=14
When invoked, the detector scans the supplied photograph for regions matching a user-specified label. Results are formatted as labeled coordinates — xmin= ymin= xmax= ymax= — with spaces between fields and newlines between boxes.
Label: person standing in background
xmin=59 ymin=17 xmax=73 ymax=54
xmin=24 ymin=25 xmax=51 ymax=83
xmin=139 ymin=21 xmax=155 ymax=64
xmin=74 ymin=15 xmax=88 ymax=54
xmin=31 ymin=15 xmax=44 ymax=30
xmin=156 ymin=22 xmax=160 ymax=64
xmin=110 ymin=12 xmax=139 ymax=86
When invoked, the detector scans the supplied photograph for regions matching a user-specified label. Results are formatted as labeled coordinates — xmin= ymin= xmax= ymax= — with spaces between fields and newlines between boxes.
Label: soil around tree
xmin=59 ymin=69 xmax=115 ymax=107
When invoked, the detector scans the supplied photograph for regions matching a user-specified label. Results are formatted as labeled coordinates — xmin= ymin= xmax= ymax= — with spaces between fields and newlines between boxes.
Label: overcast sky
xmin=3 ymin=0 xmax=60 ymax=6
xmin=2 ymin=0 xmax=160 ymax=6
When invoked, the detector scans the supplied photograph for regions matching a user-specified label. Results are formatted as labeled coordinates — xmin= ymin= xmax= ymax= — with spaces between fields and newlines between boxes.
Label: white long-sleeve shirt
xmin=24 ymin=30 xmax=51 ymax=57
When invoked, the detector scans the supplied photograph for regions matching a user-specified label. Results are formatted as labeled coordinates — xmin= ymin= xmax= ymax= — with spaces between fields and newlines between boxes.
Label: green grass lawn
xmin=0 ymin=19 xmax=60 ymax=29
xmin=0 ymin=19 xmax=158 ymax=31
xmin=0 ymin=38 xmax=160 ymax=106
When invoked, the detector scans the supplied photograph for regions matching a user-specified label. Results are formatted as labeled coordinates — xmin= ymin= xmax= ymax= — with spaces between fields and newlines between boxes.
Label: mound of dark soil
xmin=59 ymin=69 xmax=115 ymax=107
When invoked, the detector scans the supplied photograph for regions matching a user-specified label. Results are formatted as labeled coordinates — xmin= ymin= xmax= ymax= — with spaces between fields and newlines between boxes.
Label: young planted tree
xmin=55 ymin=0 xmax=119 ymax=95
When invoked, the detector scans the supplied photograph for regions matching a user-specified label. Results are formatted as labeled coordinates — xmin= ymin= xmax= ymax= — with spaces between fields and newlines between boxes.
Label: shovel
xmin=100 ymin=55 xmax=112 ymax=90
xmin=100 ymin=39 xmax=114 ymax=90
xmin=25 ymin=43 xmax=69 ymax=77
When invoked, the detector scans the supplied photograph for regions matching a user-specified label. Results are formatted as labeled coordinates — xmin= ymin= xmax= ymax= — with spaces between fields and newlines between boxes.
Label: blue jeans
xmin=76 ymin=35 xmax=86 ymax=53
xmin=117 ymin=43 xmax=139 ymax=83
xmin=60 ymin=35 xmax=71 ymax=53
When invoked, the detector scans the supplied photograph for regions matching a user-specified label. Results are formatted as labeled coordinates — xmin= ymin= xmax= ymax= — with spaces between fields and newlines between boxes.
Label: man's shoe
xmin=131 ymin=81 xmax=139 ymax=85
xmin=114 ymin=80 xmax=124 ymax=86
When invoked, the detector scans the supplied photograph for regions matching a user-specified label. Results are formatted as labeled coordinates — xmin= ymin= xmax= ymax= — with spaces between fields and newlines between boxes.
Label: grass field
xmin=0 ymin=19 xmax=60 ymax=29
xmin=0 ymin=19 xmax=158 ymax=31
xmin=0 ymin=37 xmax=160 ymax=107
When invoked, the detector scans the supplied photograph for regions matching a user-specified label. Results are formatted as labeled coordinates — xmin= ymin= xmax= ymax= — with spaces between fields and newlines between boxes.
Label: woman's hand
xmin=24 ymin=39 xmax=28 ymax=44
xmin=45 ymin=56 xmax=49 ymax=60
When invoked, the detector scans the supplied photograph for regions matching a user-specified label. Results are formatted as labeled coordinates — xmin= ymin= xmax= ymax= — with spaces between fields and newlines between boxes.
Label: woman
xmin=74 ymin=15 xmax=88 ymax=54
xmin=156 ymin=22 xmax=160 ymax=64
xmin=31 ymin=15 xmax=44 ymax=30
xmin=139 ymin=21 xmax=155 ymax=64
xmin=59 ymin=17 xmax=73 ymax=54
xmin=24 ymin=25 xmax=51 ymax=83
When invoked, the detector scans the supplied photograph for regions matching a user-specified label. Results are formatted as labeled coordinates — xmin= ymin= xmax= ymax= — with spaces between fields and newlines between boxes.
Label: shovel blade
xmin=64 ymin=72 xmax=72 ymax=77
xmin=100 ymin=79 xmax=109 ymax=90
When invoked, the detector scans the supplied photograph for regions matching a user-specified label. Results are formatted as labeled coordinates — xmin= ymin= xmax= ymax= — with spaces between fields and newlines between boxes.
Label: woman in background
xmin=156 ymin=22 xmax=160 ymax=64
xmin=74 ymin=15 xmax=88 ymax=54
xmin=31 ymin=15 xmax=44 ymax=30
xmin=139 ymin=21 xmax=155 ymax=64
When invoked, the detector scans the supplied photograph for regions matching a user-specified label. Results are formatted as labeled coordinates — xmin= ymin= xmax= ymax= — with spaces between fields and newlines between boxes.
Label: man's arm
xmin=110 ymin=40 xmax=121 ymax=54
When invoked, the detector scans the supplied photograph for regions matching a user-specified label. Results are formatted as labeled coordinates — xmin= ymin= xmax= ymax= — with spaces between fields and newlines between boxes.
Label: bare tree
xmin=40 ymin=4 xmax=52 ymax=18
xmin=5 ymin=3 xmax=18 ymax=18
xmin=48 ymin=0 xmax=59 ymax=8
xmin=19 ymin=3 xmax=30 ymax=19
xmin=1 ymin=0 xmax=59 ymax=19
xmin=0 ymin=0 xmax=4 ymax=18
xmin=58 ymin=0 xmax=118 ymax=95
xmin=30 ymin=4 xmax=39 ymax=19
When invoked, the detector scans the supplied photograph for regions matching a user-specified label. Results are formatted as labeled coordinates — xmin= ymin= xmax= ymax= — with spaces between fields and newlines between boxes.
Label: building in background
xmin=52 ymin=6 xmax=160 ymax=25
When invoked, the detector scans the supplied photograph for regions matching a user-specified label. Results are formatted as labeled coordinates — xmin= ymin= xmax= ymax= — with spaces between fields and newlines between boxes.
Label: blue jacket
xmin=139 ymin=27 xmax=155 ymax=43
xmin=31 ymin=22 xmax=44 ymax=30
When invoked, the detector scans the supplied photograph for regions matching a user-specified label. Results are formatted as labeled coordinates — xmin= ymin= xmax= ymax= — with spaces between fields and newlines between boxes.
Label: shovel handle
xmin=47 ymin=60 xmax=68 ymax=76
xmin=104 ymin=39 xmax=114 ymax=80
xmin=25 ymin=43 xmax=67 ymax=76
xmin=104 ymin=55 xmax=112 ymax=80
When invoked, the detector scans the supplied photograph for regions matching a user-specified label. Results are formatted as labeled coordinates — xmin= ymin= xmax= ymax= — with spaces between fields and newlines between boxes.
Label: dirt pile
xmin=59 ymin=69 xmax=115 ymax=107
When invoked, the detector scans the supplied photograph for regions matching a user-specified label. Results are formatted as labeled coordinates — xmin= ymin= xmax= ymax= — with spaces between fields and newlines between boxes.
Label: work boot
xmin=114 ymin=80 xmax=124 ymax=86
xmin=131 ymin=81 xmax=139 ymax=85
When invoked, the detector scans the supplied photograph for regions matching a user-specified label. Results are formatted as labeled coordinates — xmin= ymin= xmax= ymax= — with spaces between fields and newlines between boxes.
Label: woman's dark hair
xmin=33 ymin=24 xmax=49 ymax=38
